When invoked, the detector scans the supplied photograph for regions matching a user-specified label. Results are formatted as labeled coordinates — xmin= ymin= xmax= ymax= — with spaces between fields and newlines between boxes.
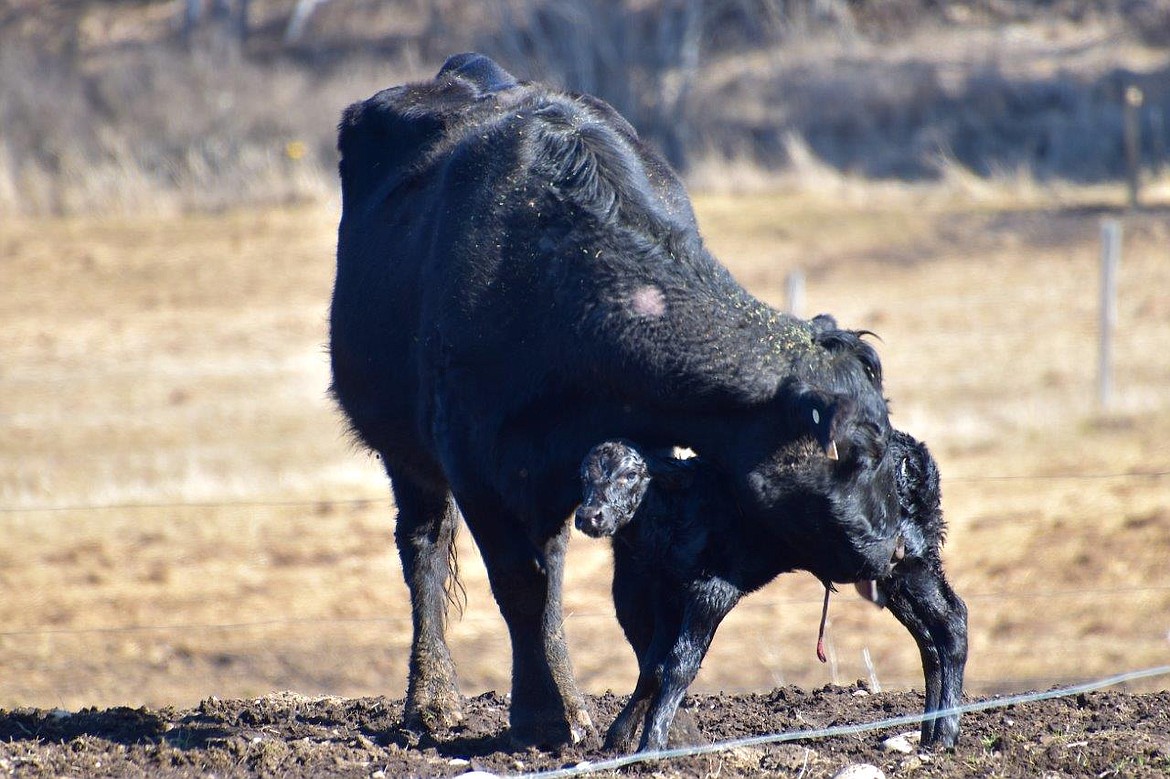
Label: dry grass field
xmin=2 ymin=182 xmax=1168 ymax=723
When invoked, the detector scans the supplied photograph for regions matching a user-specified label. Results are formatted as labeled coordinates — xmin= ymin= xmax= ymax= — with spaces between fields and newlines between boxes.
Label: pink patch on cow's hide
xmin=630 ymin=285 xmax=666 ymax=317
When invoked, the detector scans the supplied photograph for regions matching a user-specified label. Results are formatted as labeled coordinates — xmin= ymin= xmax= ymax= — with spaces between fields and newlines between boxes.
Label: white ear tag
xmin=812 ymin=409 xmax=820 ymax=425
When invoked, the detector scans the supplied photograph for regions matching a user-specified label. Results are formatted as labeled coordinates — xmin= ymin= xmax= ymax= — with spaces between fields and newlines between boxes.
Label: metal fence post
xmin=785 ymin=269 xmax=805 ymax=317
xmin=1098 ymin=219 xmax=1122 ymax=409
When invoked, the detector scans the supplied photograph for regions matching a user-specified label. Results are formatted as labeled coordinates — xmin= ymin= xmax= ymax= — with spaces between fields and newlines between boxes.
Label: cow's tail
xmin=444 ymin=541 xmax=467 ymax=621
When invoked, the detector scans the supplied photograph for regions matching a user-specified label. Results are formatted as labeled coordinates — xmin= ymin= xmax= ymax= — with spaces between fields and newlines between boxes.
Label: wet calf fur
xmin=577 ymin=433 xmax=967 ymax=752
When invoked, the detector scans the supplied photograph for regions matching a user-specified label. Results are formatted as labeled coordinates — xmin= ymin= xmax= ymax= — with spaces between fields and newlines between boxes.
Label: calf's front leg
xmin=882 ymin=561 xmax=968 ymax=747
xmin=639 ymin=579 xmax=740 ymax=752
xmin=605 ymin=659 xmax=659 ymax=751
xmin=607 ymin=551 xmax=703 ymax=751
xmin=605 ymin=557 xmax=665 ymax=751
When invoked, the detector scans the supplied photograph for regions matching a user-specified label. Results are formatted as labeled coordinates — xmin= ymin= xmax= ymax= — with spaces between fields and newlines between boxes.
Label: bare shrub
xmin=0 ymin=42 xmax=97 ymax=215
xmin=0 ymin=39 xmax=345 ymax=216
xmin=1 ymin=1 xmax=1167 ymax=217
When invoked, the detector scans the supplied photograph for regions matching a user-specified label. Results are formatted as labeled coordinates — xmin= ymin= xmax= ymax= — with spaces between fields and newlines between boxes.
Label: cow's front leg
xmin=465 ymin=505 xmax=592 ymax=747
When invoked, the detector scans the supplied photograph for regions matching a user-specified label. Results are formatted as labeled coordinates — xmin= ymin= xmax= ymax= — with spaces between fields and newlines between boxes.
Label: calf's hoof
xmin=666 ymin=708 xmax=705 ymax=748
xmin=604 ymin=706 xmax=703 ymax=753
xmin=603 ymin=720 xmax=638 ymax=753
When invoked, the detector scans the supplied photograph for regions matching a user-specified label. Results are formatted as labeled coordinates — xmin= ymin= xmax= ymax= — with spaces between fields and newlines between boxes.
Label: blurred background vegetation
xmin=2 ymin=0 xmax=1169 ymax=216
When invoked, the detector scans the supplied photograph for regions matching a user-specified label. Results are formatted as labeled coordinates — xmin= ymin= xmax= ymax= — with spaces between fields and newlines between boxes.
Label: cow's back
xmin=330 ymin=55 xmax=710 ymax=472
xmin=330 ymin=54 xmax=815 ymax=519
xmin=330 ymin=55 xmax=528 ymax=466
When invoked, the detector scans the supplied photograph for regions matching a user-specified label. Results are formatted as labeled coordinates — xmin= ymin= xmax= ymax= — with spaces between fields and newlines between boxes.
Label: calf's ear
xmin=644 ymin=456 xmax=696 ymax=491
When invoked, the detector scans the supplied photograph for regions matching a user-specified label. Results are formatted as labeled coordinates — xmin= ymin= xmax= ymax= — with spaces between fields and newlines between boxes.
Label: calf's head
xmin=890 ymin=429 xmax=944 ymax=555
xmin=844 ymin=429 xmax=940 ymax=605
xmin=576 ymin=440 xmax=651 ymax=537
xmin=576 ymin=440 xmax=696 ymax=537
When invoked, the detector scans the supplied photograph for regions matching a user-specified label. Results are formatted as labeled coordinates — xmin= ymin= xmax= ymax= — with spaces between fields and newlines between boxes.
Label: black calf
xmin=872 ymin=430 xmax=968 ymax=747
xmin=576 ymin=432 xmax=967 ymax=752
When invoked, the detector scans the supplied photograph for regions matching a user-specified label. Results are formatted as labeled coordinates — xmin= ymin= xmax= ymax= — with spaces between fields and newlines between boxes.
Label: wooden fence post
xmin=1124 ymin=86 xmax=1144 ymax=209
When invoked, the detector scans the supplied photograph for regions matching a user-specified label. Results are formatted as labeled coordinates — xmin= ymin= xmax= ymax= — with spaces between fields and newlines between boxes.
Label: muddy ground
xmin=2 ymin=685 xmax=1168 ymax=778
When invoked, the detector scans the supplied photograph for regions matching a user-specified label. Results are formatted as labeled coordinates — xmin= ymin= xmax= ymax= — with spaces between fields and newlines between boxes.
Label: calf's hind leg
xmin=608 ymin=557 xmax=703 ymax=751
xmin=387 ymin=465 xmax=465 ymax=733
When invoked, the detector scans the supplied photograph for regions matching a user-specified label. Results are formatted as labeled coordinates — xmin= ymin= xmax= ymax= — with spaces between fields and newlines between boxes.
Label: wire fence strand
xmin=2 ymin=582 xmax=1167 ymax=639
xmin=520 ymin=664 xmax=1170 ymax=779
xmin=2 ymin=468 xmax=1166 ymax=515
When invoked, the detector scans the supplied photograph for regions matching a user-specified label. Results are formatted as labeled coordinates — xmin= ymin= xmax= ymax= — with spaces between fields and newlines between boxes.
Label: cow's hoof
xmin=510 ymin=707 xmax=594 ymax=749
xmin=403 ymin=691 xmax=465 ymax=734
xmin=922 ymin=718 xmax=960 ymax=750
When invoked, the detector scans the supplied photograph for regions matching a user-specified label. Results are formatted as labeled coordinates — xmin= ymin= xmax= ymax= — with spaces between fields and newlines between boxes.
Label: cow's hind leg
xmin=388 ymin=465 xmax=464 ymax=734
xmin=463 ymin=505 xmax=592 ymax=747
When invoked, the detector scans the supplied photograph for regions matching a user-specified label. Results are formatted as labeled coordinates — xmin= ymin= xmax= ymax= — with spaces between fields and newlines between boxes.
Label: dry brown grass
xmin=1 ymin=183 xmax=1168 ymax=713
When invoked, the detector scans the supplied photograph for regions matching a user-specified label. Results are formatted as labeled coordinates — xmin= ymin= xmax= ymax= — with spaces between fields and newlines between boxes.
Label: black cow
xmin=576 ymin=431 xmax=967 ymax=751
xmin=330 ymin=53 xmax=903 ymax=746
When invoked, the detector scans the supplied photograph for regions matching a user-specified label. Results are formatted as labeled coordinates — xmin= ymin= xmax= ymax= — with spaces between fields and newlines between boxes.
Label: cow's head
xmin=741 ymin=320 xmax=903 ymax=586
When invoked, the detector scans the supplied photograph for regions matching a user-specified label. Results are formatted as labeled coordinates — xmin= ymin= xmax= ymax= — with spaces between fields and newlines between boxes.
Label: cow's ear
xmin=795 ymin=391 xmax=853 ymax=461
